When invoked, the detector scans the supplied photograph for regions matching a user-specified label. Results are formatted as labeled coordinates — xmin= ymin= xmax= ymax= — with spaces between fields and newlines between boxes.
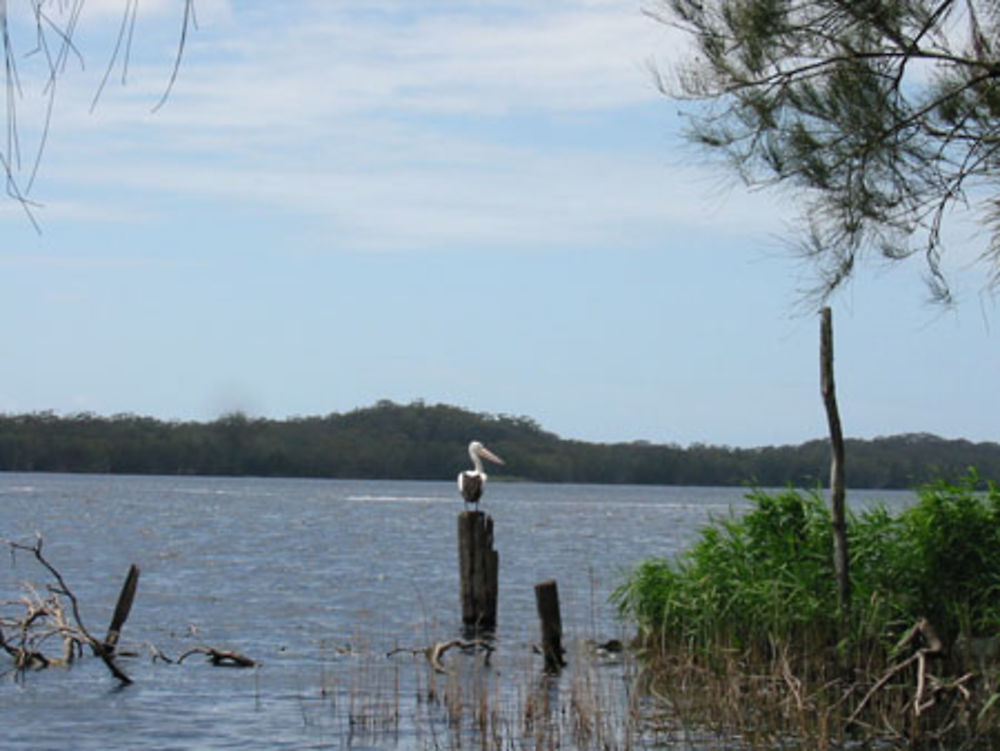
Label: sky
xmin=1 ymin=0 xmax=997 ymax=448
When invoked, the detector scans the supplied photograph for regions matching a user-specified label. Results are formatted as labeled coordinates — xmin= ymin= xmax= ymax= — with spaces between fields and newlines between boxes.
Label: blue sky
xmin=1 ymin=0 xmax=997 ymax=448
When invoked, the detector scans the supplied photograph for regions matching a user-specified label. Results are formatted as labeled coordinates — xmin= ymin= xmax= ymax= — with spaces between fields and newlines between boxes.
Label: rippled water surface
xmin=0 ymin=473 xmax=914 ymax=749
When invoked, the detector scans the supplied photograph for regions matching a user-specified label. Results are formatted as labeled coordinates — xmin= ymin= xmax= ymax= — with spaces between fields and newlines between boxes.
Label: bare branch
xmin=388 ymin=639 xmax=494 ymax=674
xmin=4 ymin=535 xmax=133 ymax=684
xmin=176 ymin=646 xmax=258 ymax=668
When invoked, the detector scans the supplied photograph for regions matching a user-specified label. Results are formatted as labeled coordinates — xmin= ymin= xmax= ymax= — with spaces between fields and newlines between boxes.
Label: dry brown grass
xmin=307 ymin=627 xmax=1000 ymax=749
xmin=633 ymin=638 xmax=1000 ymax=750
xmin=314 ymin=635 xmax=650 ymax=750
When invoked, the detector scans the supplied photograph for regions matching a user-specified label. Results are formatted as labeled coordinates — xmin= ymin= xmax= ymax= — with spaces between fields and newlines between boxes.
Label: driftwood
xmin=1 ymin=535 xmax=257 ymax=682
xmin=144 ymin=641 xmax=176 ymax=664
xmin=177 ymin=646 xmax=258 ymax=668
xmin=388 ymin=639 xmax=494 ymax=673
xmin=2 ymin=535 xmax=136 ymax=684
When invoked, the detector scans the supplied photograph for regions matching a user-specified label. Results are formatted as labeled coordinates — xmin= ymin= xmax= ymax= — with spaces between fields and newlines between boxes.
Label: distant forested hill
xmin=0 ymin=400 xmax=996 ymax=489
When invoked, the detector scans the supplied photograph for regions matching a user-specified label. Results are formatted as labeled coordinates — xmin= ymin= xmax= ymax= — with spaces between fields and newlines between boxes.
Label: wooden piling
xmin=457 ymin=510 xmax=498 ymax=632
xmin=534 ymin=579 xmax=565 ymax=672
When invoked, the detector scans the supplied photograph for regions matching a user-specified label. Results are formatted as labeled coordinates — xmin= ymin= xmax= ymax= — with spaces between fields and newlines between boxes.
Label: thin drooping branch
xmin=652 ymin=0 xmax=1000 ymax=302
xmin=151 ymin=0 xmax=197 ymax=114
xmin=90 ymin=0 xmax=140 ymax=112
xmin=2 ymin=0 xmax=196 ymax=222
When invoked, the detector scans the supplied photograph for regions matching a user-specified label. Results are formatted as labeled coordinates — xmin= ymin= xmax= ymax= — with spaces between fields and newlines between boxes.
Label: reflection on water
xmin=0 ymin=473 xmax=914 ymax=749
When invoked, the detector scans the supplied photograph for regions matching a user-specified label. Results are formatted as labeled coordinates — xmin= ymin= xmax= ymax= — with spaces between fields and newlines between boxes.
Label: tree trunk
xmin=820 ymin=306 xmax=850 ymax=621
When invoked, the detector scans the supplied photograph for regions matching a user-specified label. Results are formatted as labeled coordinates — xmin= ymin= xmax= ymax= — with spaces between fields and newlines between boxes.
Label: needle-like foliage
xmin=650 ymin=0 xmax=1000 ymax=303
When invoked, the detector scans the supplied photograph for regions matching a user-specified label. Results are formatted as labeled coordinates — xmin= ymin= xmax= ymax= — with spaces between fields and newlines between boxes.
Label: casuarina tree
xmin=649 ymin=0 xmax=1000 ymax=303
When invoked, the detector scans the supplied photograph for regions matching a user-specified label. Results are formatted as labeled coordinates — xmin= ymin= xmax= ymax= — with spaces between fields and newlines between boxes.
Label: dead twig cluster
xmin=846 ymin=617 xmax=981 ymax=745
xmin=848 ymin=618 xmax=955 ymax=724
xmin=637 ymin=617 xmax=997 ymax=749
xmin=0 ymin=534 xmax=255 ymax=685
xmin=1 ymin=534 xmax=136 ymax=684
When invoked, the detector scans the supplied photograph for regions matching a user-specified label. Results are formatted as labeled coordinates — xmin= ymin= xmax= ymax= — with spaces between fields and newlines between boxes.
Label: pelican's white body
xmin=457 ymin=440 xmax=504 ymax=506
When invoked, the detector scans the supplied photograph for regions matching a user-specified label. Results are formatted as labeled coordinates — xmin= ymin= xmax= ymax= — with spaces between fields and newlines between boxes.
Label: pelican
xmin=458 ymin=441 xmax=504 ymax=509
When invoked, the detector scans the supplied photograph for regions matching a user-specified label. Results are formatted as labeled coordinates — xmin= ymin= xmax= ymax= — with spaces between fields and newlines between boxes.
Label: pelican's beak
xmin=480 ymin=446 xmax=505 ymax=465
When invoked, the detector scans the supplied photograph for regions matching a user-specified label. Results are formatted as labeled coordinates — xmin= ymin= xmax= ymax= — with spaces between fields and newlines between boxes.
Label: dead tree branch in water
xmin=176 ymin=646 xmax=258 ymax=668
xmin=1 ymin=534 xmax=258 ymax=682
xmin=388 ymin=639 xmax=494 ymax=673
xmin=2 ymin=534 xmax=136 ymax=684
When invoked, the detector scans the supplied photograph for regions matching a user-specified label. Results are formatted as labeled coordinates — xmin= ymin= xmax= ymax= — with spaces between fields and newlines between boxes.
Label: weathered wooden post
xmin=534 ymin=579 xmax=566 ymax=672
xmin=458 ymin=510 xmax=498 ymax=632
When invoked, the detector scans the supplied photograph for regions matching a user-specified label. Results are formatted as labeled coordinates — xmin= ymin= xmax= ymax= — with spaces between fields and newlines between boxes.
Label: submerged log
xmin=177 ymin=646 xmax=258 ymax=668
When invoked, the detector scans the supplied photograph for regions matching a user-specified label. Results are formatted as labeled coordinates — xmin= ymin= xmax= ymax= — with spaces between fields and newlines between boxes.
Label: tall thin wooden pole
xmin=821 ymin=306 xmax=850 ymax=620
xmin=458 ymin=510 xmax=498 ymax=632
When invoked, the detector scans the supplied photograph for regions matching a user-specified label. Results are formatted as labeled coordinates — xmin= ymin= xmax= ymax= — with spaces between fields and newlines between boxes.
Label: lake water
xmin=0 ymin=473 xmax=914 ymax=750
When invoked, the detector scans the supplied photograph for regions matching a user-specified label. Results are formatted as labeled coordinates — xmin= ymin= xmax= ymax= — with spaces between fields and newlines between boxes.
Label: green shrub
xmin=900 ymin=471 xmax=1000 ymax=640
xmin=614 ymin=472 xmax=1000 ymax=655
xmin=614 ymin=487 xmax=840 ymax=651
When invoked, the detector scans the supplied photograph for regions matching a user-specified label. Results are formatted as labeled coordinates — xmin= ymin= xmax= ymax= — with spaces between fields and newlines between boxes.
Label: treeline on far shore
xmin=0 ymin=400 xmax=996 ymax=490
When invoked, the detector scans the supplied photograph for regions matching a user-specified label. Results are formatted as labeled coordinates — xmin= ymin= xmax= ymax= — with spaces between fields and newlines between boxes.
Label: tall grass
xmin=613 ymin=471 xmax=1000 ymax=747
xmin=615 ymin=472 xmax=1000 ymax=650
xmin=615 ymin=487 xmax=839 ymax=653
xmin=308 ymin=636 xmax=652 ymax=750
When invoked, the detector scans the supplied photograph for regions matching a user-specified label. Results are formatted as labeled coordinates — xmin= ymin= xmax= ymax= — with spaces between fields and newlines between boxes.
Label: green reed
xmin=615 ymin=472 xmax=1000 ymax=651
xmin=613 ymin=471 xmax=1000 ymax=748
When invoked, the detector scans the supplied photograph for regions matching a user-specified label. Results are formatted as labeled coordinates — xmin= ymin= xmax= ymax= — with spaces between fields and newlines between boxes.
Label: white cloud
xmin=43 ymin=122 xmax=790 ymax=255
xmin=9 ymin=1 xmax=671 ymax=148
xmin=77 ymin=0 xmax=232 ymax=23
xmin=84 ymin=1 xmax=667 ymax=125
xmin=12 ymin=1 xmax=795 ymax=252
